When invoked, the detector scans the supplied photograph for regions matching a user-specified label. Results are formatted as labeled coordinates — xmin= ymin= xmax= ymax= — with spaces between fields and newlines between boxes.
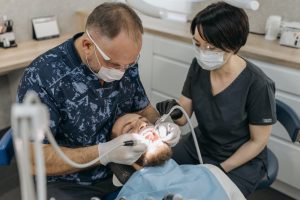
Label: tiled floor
xmin=0 ymin=159 xmax=296 ymax=200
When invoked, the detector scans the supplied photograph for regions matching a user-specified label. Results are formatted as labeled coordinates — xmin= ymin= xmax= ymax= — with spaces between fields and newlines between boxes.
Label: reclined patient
xmin=110 ymin=113 xmax=245 ymax=200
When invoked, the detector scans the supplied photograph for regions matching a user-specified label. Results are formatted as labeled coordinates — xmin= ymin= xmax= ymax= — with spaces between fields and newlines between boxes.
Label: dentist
xmin=156 ymin=2 xmax=276 ymax=197
xmin=17 ymin=2 xmax=159 ymax=199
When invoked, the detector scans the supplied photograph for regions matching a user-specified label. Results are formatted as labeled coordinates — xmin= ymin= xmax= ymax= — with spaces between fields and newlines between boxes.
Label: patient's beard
xmin=135 ymin=142 xmax=172 ymax=167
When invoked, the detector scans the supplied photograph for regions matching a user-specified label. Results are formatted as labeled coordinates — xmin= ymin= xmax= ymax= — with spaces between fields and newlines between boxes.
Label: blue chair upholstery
xmin=102 ymin=188 xmax=121 ymax=200
xmin=0 ymin=128 xmax=14 ymax=165
xmin=257 ymin=99 xmax=300 ymax=189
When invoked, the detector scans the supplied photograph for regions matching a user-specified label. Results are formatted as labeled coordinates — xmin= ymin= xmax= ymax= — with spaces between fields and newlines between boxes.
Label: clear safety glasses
xmin=86 ymin=30 xmax=140 ymax=71
xmin=192 ymin=40 xmax=223 ymax=53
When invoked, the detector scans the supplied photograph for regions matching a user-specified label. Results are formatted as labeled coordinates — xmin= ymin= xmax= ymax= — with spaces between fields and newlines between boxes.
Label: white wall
xmin=0 ymin=0 xmax=108 ymax=42
xmin=190 ymin=0 xmax=300 ymax=34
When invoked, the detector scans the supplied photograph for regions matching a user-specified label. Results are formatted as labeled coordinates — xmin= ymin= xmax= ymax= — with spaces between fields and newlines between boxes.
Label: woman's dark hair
xmin=191 ymin=2 xmax=249 ymax=53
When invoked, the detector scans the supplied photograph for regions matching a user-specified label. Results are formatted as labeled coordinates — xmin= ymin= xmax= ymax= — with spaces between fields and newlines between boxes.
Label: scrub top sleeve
xmin=131 ymin=65 xmax=150 ymax=112
xmin=247 ymin=80 xmax=277 ymax=125
xmin=182 ymin=58 xmax=197 ymax=99
xmin=17 ymin=72 xmax=60 ymax=142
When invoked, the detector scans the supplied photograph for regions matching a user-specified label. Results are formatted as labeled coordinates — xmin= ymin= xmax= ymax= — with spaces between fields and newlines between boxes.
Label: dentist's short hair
xmin=191 ymin=1 xmax=249 ymax=54
xmin=86 ymin=2 xmax=143 ymax=40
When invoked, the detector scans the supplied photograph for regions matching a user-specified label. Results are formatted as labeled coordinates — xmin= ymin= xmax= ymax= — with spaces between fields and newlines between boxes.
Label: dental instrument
xmin=154 ymin=105 xmax=203 ymax=164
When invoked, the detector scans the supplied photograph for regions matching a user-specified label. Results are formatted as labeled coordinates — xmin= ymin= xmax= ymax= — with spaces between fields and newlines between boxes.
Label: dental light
xmin=125 ymin=0 xmax=259 ymax=22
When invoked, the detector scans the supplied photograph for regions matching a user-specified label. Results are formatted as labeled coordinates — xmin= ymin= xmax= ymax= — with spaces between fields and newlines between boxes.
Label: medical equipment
xmin=123 ymin=140 xmax=138 ymax=146
xmin=11 ymin=91 xmax=140 ymax=200
xmin=125 ymin=0 xmax=259 ymax=22
xmin=223 ymin=0 xmax=259 ymax=11
xmin=154 ymin=105 xmax=203 ymax=164
xmin=139 ymin=123 xmax=177 ymax=141
xmin=118 ymin=193 xmax=185 ymax=200
xmin=279 ymin=21 xmax=300 ymax=48
xmin=0 ymin=15 xmax=17 ymax=48
xmin=265 ymin=15 xmax=282 ymax=41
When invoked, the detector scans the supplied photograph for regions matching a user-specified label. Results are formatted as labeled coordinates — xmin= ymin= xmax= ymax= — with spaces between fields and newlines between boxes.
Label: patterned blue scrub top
xmin=17 ymin=33 xmax=150 ymax=184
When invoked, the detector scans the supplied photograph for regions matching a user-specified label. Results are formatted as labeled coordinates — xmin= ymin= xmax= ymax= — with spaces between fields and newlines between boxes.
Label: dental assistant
xmin=156 ymin=2 xmax=276 ymax=197
xmin=17 ymin=3 xmax=160 ymax=199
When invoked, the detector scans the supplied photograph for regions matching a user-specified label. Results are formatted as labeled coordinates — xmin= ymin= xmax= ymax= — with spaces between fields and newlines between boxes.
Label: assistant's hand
xmin=98 ymin=134 xmax=147 ymax=166
xmin=157 ymin=122 xmax=181 ymax=147
xmin=156 ymin=99 xmax=183 ymax=120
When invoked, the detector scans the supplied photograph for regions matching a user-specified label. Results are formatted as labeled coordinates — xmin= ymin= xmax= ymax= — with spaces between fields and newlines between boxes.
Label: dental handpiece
xmin=154 ymin=114 xmax=169 ymax=130
xmin=123 ymin=140 xmax=138 ymax=146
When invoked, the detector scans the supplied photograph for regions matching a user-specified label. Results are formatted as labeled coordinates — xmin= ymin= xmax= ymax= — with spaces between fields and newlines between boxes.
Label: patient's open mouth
xmin=139 ymin=127 xmax=160 ymax=142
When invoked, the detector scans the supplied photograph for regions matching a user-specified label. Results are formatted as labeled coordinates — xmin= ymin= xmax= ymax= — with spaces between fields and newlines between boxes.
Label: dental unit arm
xmin=155 ymin=105 xmax=203 ymax=164
xmin=125 ymin=0 xmax=259 ymax=22
xmin=11 ymin=91 xmax=140 ymax=200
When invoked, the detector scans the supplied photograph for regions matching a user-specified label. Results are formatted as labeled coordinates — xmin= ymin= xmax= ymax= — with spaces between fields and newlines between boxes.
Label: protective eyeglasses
xmin=86 ymin=30 xmax=111 ymax=61
xmin=192 ymin=40 xmax=223 ymax=53
xmin=86 ymin=30 xmax=140 ymax=70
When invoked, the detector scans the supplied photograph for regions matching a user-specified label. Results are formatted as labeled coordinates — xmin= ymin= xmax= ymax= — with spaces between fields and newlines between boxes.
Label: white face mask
xmin=194 ymin=45 xmax=225 ymax=71
xmin=85 ymin=47 xmax=125 ymax=82
xmin=96 ymin=66 xmax=125 ymax=82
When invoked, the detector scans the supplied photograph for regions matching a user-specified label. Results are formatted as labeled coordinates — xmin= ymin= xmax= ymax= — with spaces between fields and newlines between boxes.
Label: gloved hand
xmin=157 ymin=122 xmax=181 ymax=147
xmin=98 ymin=134 xmax=147 ymax=166
xmin=156 ymin=99 xmax=183 ymax=120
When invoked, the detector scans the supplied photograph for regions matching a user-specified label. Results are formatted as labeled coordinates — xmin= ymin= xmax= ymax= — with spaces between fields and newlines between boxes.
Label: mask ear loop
xmin=85 ymin=54 xmax=96 ymax=75
xmin=93 ymin=45 xmax=104 ymax=68
xmin=85 ymin=45 xmax=101 ymax=75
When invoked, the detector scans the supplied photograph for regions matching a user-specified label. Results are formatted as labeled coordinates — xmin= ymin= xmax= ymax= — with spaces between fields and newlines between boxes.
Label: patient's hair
xmin=135 ymin=142 xmax=172 ymax=167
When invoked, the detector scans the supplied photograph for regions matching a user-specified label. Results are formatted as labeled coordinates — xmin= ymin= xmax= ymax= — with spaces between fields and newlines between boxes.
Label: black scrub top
xmin=182 ymin=58 xmax=277 ymax=163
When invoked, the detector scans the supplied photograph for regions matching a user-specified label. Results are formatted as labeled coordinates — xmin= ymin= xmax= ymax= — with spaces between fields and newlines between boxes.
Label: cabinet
xmin=139 ymin=32 xmax=300 ymax=198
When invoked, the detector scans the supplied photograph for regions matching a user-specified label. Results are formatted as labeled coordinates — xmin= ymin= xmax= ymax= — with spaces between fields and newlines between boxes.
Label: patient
xmin=110 ymin=114 xmax=245 ymax=200
xmin=111 ymin=113 xmax=174 ymax=169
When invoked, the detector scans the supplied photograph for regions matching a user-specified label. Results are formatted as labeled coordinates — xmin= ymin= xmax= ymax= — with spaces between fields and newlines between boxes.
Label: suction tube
xmin=161 ymin=105 xmax=203 ymax=164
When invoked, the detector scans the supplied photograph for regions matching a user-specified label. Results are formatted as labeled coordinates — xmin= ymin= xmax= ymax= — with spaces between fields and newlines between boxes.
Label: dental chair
xmin=0 ymin=128 xmax=13 ymax=166
xmin=256 ymin=99 xmax=300 ymax=189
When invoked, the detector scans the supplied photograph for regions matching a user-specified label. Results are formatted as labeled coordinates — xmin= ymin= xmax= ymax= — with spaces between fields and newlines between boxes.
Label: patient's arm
xmin=203 ymin=164 xmax=246 ymax=200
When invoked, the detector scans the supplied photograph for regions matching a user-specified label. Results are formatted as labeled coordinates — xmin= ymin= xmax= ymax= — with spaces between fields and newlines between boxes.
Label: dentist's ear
xmin=82 ymin=37 xmax=94 ymax=56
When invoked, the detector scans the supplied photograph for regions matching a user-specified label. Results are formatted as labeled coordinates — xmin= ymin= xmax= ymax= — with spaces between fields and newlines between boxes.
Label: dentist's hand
xmin=157 ymin=122 xmax=181 ymax=147
xmin=98 ymin=134 xmax=147 ymax=166
xmin=156 ymin=99 xmax=183 ymax=121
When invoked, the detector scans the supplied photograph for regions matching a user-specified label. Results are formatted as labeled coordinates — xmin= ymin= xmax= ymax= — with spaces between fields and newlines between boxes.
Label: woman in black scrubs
xmin=156 ymin=2 xmax=276 ymax=198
